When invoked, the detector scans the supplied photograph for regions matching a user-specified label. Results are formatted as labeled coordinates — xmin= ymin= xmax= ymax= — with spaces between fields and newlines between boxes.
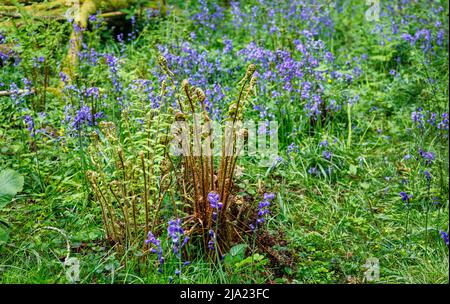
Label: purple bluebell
xmin=424 ymin=170 xmax=431 ymax=182
xmin=23 ymin=115 xmax=35 ymax=137
xmin=418 ymin=148 xmax=434 ymax=165
xmin=440 ymin=231 xmax=449 ymax=247
xmin=251 ymin=192 xmax=275 ymax=230
xmin=308 ymin=167 xmax=318 ymax=176
xmin=208 ymin=192 xmax=222 ymax=210
xmin=208 ymin=229 xmax=215 ymax=250
xmin=70 ymin=104 xmax=103 ymax=131
xmin=167 ymin=218 xmax=189 ymax=255
xmin=287 ymin=143 xmax=299 ymax=154
xmin=399 ymin=191 xmax=412 ymax=202
xmin=145 ymin=231 xmax=164 ymax=273
xmin=319 ymin=140 xmax=329 ymax=148
xmin=322 ymin=150 xmax=332 ymax=160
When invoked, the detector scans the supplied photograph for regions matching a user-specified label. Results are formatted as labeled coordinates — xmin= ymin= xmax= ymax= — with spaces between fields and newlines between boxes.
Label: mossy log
xmin=1 ymin=1 xmax=166 ymax=83
xmin=61 ymin=0 xmax=164 ymax=83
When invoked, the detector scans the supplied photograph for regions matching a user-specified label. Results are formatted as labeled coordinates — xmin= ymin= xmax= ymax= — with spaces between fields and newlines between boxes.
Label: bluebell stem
xmin=207 ymin=192 xmax=222 ymax=250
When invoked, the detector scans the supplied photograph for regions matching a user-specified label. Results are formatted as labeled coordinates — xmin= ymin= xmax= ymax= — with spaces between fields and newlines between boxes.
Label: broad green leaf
xmin=229 ymin=243 xmax=247 ymax=258
xmin=224 ymin=243 xmax=248 ymax=266
xmin=0 ymin=225 xmax=9 ymax=244
xmin=0 ymin=169 xmax=24 ymax=209
xmin=0 ymin=169 xmax=24 ymax=196
xmin=235 ymin=253 xmax=265 ymax=269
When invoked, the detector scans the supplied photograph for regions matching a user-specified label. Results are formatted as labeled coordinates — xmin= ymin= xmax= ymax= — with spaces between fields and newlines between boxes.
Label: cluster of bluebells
xmin=308 ymin=167 xmax=319 ymax=176
xmin=21 ymin=111 xmax=50 ymax=138
xmin=423 ymin=170 xmax=432 ymax=183
xmin=207 ymin=192 xmax=222 ymax=250
xmin=146 ymin=219 xmax=189 ymax=279
xmin=104 ymin=54 xmax=123 ymax=98
xmin=370 ymin=2 xmax=447 ymax=53
xmin=144 ymin=7 xmax=160 ymax=21
xmin=157 ymin=42 xmax=232 ymax=119
xmin=250 ymin=193 xmax=275 ymax=231
xmin=310 ymin=139 xmax=333 ymax=175
xmin=237 ymin=34 xmax=361 ymax=120
xmin=184 ymin=0 xmax=362 ymax=122
xmin=322 ymin=150 xmax=332 ymax=160
xmin=0 ymin=32 xmax=16 ymax=66
xmin=167 ymin=219 xmax=190 ymax=281
xmin=191 ymin=0 xmax=225 ymax=33
xmin=8 ymin=78 xmax=33 ymax=106
xmin=411 ymin=108 xmax=449 ymax=134
xmin=63 ymin=103 xmax=104 ymax=132
xmin=167 ymin=218 xmax=189 ymax=256
xmin=287 ymin=142 xmax=299 ymax=155
xmin=32 ymin=56 xmax=45 ymax=68
xmin=60 ymin=83 xmax=106 ymax=133
xmin=78 ymin=46 xmax=101 ymax=66
xmin=229 ymin=0 xmax=334 ymax=39
xmin=128 ymin=79 xmax=161 ymax=109
xmin=76 ymin=39 xmax=126 ymax=106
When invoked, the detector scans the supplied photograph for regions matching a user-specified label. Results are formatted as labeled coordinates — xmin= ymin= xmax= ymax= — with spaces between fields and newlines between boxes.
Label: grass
xmin=0 ymin=0 xmax=448 ymax=284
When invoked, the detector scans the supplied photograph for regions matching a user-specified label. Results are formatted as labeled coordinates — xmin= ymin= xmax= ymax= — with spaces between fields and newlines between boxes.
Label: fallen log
xmin=0 ymin=89 xmax=35 ymax=97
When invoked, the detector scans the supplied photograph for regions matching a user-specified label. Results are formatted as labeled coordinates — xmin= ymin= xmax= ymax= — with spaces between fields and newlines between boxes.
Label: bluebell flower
xmin=23 ymin=115 xmax=35 ymax=137
xmin=440 ymin=231 xmax=449 ymax=247
xmin=71 ymin=104 xmax=103 ymax=131
xmin=322 ymin=150 xmax=332 ymax=160
xmin=208 ymin=229 xmax=215 ymax=250
xmin=207 ymin=192 xmax=222 ymax=210
xmin=308 ymin=167 xmax=318 ymax=176
xmin=424 ymin=170 xmax=431 ymax=182
xmin=251 ymin=193 xmax=275 ymax=230
xmin=418 ymin=148 xmax=434 ymax=165
xmin=399 ymin=191 xmax=412 ymax=202
xmin=287 ymin=143 xmax=299 ymax=154
xmin=432 ymin=197 xmax=441 ymax=205
xmin=145 ymin=231 xmax=164 ymax=272
xmin=167 ymin=218 xmax=188 ymax=255
xmin=437 ymin=113 xmax=448 ymax=130
xmin=319 ymin=140 xmax=329 ymax=148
